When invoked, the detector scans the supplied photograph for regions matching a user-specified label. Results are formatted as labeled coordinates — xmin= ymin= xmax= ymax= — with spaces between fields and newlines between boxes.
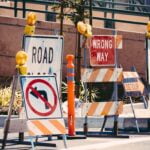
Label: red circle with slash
xmin=25 ymin=79 xmax=57 ymax=116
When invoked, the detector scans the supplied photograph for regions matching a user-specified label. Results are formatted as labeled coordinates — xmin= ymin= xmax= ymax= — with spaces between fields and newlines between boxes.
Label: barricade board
xmin=27 ymin=119 xmax=66 ymax=136
xmin=22 ymin=35 xmax=63 ymax=90
xmin=6 ymin=119 xmax=27 ymax=133
xmin=123 ymin=71 xmax=145 ymax=96
xmin=20 ymin=75 xmax=62 ymax=119
xmin=81 ymin=101 xmax=123 ymax=117
xmin=81 ymin=68 xmax=123 ymax=82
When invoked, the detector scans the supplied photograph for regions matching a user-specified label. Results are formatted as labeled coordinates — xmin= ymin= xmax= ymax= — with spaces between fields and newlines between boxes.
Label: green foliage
xmin=52 ymin=0 xmax=89 ymax=25
xmin=0 ymin=87 xmax=22 ymax=115
xmin=61 ymin=81 xmax=100 ymax=102
xmin=79 ymin=82 xmax=100 ymax=102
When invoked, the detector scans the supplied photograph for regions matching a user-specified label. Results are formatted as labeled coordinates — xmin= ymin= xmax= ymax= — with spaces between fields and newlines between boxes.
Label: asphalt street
xmin=0 ymin=128 xmax=150 ymax=150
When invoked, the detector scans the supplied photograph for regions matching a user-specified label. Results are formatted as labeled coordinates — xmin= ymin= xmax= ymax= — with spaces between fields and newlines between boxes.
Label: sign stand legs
xmin=2 ymin=71 xmax=19 ymax=149
xmin=129 ymin=96 xmax=140 ymax=133
xmin=62 ymin=134 xmax=67 ymax=148
xmin=101 ymin=116 xmax=108 ymax=132
xmin=83 ymin=115 xmax=88 ymax=135
xmin=141 ymin=95 xmax=148 ymax=108
xmin=29 ymin=137 xmax=35 ymax=150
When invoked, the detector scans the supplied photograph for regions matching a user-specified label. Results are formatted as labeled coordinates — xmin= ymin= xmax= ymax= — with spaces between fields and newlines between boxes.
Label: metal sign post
xmin=113 ymin=30 xmax=119 ymax=136
xmin=2 ymin=70 xmax=19 ymax=149
xmin=146 ymin=38 xmax=150 ymax=104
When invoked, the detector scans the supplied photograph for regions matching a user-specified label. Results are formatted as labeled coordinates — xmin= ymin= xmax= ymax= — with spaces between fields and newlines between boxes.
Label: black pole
xmin=22 ymin=0 xmax=26 ymax=18
xmin=60 ymin=2 xmax=64 ymax=35
xmin=76 ymin=32 xmax=81 ymax=98
xmin=14 ymin=0 xmax=18 ymax=17
xmin=89 ymin=0 xmax=93 ymax=25
xmin=2 ymin=71 xmax=18 ymax=149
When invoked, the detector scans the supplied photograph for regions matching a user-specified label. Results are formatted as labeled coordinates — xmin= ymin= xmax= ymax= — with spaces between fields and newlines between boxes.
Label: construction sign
xmin=22 ymin=35 xmax=63 ymax=89
xmin=89 ymin=35 xmax=116 ymax=66
xmin=123 ymin=71 xmax=145 ymax=96
xmin=20 ymin=75 xmax=62 ymax=119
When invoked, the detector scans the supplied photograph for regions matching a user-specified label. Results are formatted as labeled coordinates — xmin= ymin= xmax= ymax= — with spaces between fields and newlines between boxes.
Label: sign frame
xmin=20 ymin=75 xmax=63 ymax=120
xmin=89 ymin=35 xmax=116 ymax=67
xmin=146 ymin=38 xmax=150 ymax=85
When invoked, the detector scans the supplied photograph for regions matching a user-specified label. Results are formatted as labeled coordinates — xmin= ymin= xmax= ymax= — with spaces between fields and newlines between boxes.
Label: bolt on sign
xmin=89 ymin=35 xmax=116 ymax=66
xmin=22 ymin=35 xmax=63 ymax=89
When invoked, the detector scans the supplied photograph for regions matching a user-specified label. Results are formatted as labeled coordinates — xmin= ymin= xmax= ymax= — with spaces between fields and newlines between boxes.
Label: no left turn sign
xmin=20 ymin=76 xmax=62 ymax=119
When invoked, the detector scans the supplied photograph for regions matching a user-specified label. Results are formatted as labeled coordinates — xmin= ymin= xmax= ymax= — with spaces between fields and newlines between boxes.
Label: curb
xmin=0 ymin=116 xmax=150 ymax=131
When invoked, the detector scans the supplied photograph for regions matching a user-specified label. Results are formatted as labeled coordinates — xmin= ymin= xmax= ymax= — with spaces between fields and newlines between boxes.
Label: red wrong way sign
xmin=20 ymin=76 xmax=62 ymax=119
xmin=90 ymin=35 xmax=115 ymax=66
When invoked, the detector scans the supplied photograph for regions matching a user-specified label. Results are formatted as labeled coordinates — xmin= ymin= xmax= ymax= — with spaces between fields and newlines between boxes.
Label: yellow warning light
xmin=27 ymin=12 xmax=37 ymax=26
xmin=146 ymin=21 xmax=150 ymax=39
xmin=24 ymin=12 xmax=37 ymax=35
xmin=16 ymin=50 xmax=28 ymax=66
xmin=24 ymin=25 xmax=35 ymax=35
xmin=77 ymin=21 xmax=92 ymax=37
xmin=15 ymin=50 xmax=28 ymax=75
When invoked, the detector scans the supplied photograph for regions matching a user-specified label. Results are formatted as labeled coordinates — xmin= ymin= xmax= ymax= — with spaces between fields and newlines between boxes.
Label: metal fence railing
xmin=0 ymin=0 xmax=149 ymax=26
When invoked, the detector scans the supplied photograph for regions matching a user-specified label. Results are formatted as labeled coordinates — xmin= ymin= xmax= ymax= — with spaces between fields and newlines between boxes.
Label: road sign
xmin=89 ymin=35 xmax=115 ymax=66
xmin=123 ymin=71 xmax=145 ymax=96
xmin=22 ymin=35 xmax=63 ymax=90
xmin=20 ymin=76 xmax=62 ymax=119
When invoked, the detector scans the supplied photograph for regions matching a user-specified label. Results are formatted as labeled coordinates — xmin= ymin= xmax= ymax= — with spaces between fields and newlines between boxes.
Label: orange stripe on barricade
xmin=87 ymin=103 xmax=99 ymax=116
xmin=123 ymin=71 xmax=139 ymax=79
xmin=50 ymin=120 xmax=66 ymax=134
xmin=117 ymin=72 xmax=123 ymax=82
xmin=115 ymin=35 xmax=122 ymax=49
xmin=88 ymin=69 xmax=99 ymax=82
xmin=28 ymin=130 xmax=35 ymax=136
xmin=103 ymin=69 xmax=113 ymax=82
xmin=31 ymin=120 xmax=52 ymax=135
xmin=27 ymin=119 xmax=66 ymax=136
xmin=116 ymin=101 xmax=123 ymax=115
xmin=123 ymin=71 xmax=144 ymax=94
xmin=101 ymin=102 xmax=113 ymax=115
xmin=81 ymin=68 xmax=123 ymax=83
xmin=82 ymin=101 xmax=123 ymax=117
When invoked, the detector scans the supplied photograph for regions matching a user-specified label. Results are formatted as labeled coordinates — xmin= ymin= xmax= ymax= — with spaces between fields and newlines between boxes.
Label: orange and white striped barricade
xmin=122 ymin=71 xmax=147 ymax=133
xmin=81 ymin=68 xmax=123 ymax=83
xmin=27 ymin=119 xmax=66 ymax=136
xmin=19 ymin=75 xmax=67 ymax=149
xmin=80 ymin=101 xmax=124 ymax=135
xmin=123 ymin=71 xmax=145 ymax=97
xmin=81 ymin=101 xmax=123 ymax=117
xmin=123 ymin=71 xmax=147 ymax=107
xmin=115 ymin=35 xmax=123 ymax=49
xmin=80 ymin=68 xmax=124 ymax=136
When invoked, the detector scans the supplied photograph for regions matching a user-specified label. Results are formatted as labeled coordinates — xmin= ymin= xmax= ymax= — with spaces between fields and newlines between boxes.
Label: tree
xmin=53 ymin=0 xmax=89 ymax=98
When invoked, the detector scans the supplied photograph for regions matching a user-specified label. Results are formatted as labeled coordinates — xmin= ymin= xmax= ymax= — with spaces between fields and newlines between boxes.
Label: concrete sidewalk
xmin=0 ymin=103 xmax=150 ymax=131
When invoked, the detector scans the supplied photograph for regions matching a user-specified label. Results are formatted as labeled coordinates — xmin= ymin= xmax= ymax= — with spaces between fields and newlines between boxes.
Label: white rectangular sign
xmin=23 ymin=35 xmax=63 ymax=89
